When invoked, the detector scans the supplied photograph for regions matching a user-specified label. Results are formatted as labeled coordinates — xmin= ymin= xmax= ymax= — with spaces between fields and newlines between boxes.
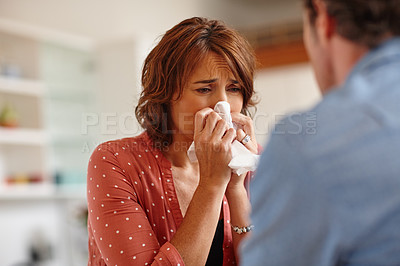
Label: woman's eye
xmin=228 ymin=87 xmax=242 ymax=93
xmin=196 ymin=88 xmax=211 ymax=94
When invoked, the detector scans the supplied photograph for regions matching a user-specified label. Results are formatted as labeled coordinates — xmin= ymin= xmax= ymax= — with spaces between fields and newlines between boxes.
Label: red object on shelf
xmin=5 ymin=173 xmax=44 ymax=185
xmin=0 ymin=122 xmax=18 ymax=128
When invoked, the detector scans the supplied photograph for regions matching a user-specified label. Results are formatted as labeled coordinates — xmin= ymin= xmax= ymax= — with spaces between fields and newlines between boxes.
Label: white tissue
xmin=187 ymin=101 xmax=259 ymax=175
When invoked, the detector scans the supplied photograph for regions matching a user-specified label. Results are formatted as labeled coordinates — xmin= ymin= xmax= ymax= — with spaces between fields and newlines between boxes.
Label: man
xmin=240 ymin=0 xmax=400 ymax=265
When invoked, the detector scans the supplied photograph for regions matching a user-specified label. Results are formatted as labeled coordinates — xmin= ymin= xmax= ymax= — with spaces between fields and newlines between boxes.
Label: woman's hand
xmin=231 ymin=112 xmax=258 ymax=154
xmin=227 ymin=113 xmax=258 ymax=190
xmin=194 ymin=108 xmax=236 ymax=188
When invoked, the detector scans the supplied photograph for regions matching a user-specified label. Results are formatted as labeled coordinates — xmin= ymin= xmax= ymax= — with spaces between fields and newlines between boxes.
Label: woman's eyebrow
xmin=194 ymin=79 xmax=218 ymax=84
xmin=193 ymin=79 xmax=239 ymax=84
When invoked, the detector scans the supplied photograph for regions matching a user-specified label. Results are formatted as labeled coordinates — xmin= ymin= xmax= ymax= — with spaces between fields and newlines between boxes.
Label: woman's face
xmin=170 ymin=52 xmax=244 ymax=142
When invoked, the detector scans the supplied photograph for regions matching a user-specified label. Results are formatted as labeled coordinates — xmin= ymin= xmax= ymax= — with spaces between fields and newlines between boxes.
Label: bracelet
xmin=231 ymin=224 xmax=254 ymax=234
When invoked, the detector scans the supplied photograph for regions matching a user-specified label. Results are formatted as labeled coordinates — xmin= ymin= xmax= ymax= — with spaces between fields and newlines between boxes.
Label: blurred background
xmin=0 ymin=0 xmax=320 ymax=265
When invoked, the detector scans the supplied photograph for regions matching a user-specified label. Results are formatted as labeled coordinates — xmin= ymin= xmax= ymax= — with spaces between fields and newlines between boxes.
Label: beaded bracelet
xmin=231 ymin=224 xmax=254 ymax=234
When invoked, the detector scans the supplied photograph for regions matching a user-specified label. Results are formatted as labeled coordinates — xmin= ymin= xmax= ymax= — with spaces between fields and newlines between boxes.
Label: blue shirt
xmin=241 ymin=38 xmax=400 ymax=266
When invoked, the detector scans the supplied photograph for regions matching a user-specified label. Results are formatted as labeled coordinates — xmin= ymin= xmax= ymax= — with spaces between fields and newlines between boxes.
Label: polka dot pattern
xmin=87 ymin=132 xmax=237 ymax=265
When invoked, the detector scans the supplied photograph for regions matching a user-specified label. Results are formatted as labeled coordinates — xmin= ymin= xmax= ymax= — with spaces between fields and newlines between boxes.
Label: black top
xmin=205 ymin=219 xmax=224 ymax=266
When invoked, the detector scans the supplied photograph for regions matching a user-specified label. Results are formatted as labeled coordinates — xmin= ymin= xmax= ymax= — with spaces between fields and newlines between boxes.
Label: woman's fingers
xmin=195 ymin=109 xmax=232 ymax=139
xmin=194 ymin=108 xmax=214 ymax=135
xmin=211 ymin=119 xmax=230 ymax=140
xmin=223 ymin=128 xmax=237 ymax=144
xmin=231 ymin=113 xmax=258 ymax=154
xmin=236 ymin=128 xmax=258 ymax=154
xmin=203 ymin=112 xmax=223 ymax=136
xmin=195 ymin=111 xmax=257 ymax=153
xmin=231 ymin=113 xmax=254 ymax=133
xmin=193 ymin=112 xmax=239 ymax=187
xmin=236 ymin=128 xmax=247 ymax=144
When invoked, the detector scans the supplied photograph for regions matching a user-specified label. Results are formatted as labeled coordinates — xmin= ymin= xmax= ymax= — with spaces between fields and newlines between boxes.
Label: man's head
xmin=302 ymin=0 xmax=400 ymax=94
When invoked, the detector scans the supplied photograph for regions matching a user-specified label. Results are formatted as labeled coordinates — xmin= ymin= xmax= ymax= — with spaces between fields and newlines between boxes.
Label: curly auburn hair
xmin=135 ymin=17 xmax=257 ymax=149
xmin=303 ymin=0 xmax=400 ymax=48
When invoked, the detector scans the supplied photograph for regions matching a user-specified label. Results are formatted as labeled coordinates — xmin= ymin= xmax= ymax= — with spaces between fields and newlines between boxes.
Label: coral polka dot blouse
xmin=87 ymin=132 xmax=238 ymax=265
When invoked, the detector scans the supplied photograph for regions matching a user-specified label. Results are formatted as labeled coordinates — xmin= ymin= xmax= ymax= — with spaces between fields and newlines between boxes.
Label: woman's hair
xmin=303 ymin=0 xmax=400 ymax=48
xmin=135 ymin=17 xmax=257 ymax=148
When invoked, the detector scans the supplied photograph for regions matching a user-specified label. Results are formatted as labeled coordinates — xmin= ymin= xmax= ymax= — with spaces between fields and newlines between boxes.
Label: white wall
xmin=254 ymin=63 xmax=321 ymax=146
xmin=0 ymin=0 xmax=301 ymax=42
xmin=0 ymin=0 xmax=205 ymax=42
xmin=92 ymin=36 xmax=157 ymax=144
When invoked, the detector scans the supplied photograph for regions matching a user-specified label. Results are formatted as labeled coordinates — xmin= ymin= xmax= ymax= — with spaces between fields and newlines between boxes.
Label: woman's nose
xmin=211 ymin=90 xmax=228 ymax=107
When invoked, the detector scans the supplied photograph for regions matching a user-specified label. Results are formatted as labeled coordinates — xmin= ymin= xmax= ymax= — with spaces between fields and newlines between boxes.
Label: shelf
xmin=0 ymin=183 xmax=86 ymax=201
xmin=0 ymin=76 xmax=45 ymax=97
xmin=0 ymin=127 xmax=47 ymax=145
xmin=0 ymin=17 xmax=94 ymax=51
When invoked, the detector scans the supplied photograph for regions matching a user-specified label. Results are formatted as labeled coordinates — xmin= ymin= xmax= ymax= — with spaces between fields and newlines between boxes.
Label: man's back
xmin=241 ymin=38 xmax=400 ymax=265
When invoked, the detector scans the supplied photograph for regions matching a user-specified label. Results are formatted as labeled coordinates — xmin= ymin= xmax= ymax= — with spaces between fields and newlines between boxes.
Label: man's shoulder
xmin=268 ymin=87 xmax=389 ymax=159
xmin=269 ymin=93 xmax=348 ymax=146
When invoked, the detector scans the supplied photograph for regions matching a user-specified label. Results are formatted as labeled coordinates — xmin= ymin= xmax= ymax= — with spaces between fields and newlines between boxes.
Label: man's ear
xmin=313 ymin=0 xmax=336 ymax=45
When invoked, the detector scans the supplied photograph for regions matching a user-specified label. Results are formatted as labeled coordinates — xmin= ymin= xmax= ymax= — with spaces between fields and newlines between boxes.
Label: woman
xmin=87 ymin=17 xmax=259 ymax=266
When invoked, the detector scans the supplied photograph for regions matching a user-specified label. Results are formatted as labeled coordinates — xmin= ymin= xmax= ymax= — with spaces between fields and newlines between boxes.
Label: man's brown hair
xmin=304 ymin=0 xmax=400 ymax=48
xmin=135 ymin=17 xmax=256 ymax=148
